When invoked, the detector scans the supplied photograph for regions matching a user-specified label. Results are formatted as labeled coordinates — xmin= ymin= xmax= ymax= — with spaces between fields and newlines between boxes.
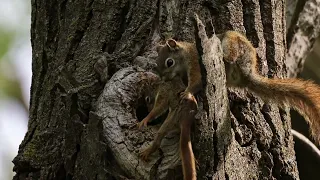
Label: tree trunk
xmin=14 ymin=0 xmax=320 ymax=179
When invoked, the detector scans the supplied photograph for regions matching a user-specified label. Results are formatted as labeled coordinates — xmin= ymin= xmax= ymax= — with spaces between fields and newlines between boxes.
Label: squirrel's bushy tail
xmin=248 ymin=76 xmax=320 ymax=144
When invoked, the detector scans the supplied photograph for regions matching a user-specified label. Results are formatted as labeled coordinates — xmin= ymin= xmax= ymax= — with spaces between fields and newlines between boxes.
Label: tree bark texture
xmin=14 ymin=0 xmax=317 ymax=179
xmin=286 ymin=0 xmax=320 ymax=78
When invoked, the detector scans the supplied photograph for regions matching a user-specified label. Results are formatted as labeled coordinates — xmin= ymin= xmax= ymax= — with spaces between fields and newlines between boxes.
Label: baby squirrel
xmin=139 ymin=76 xmax=197 ymax=180
xmin=156 ymin=31 xmax=320 ymax=144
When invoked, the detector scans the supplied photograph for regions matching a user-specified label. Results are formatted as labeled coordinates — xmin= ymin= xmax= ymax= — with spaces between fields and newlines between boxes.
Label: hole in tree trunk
xmin=135 ymin=97 xmax=168 ymax=125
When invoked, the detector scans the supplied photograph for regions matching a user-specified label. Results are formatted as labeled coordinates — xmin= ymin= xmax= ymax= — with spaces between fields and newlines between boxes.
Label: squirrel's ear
xmin=166 ymin=39 xmax=179 ymax=51
xmin=156 ymin=44 xmax=164 ymax=53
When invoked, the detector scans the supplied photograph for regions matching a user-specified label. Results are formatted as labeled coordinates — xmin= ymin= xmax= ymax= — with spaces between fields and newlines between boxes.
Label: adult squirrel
xmin=155 ymin=31 xmax=320 ymax=144
xmin=139 ymin=76 xmax=197 ymax=180
xmin=156 ymin=40 xmax=202 ymax=99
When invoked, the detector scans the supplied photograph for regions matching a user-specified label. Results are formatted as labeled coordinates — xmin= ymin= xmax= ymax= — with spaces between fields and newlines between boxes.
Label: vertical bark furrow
xmin=114 ymin=0 xmax=157 ymax=52
xmin=257 ymin=1 xmax=298 ymax=178
xmin=259 ymin=0 xmax=287 ymax=78
xmin=241 ymin=0 xmax=267 ymax=76
xmin=158 ymin=0 xmax=181 ymax=39
xmin=45 ymin=0 xmax=59 ymax=55
xmin=241 ymin=0 xmax=261 ymax=43
xmin=100 ymin=0 xmax=131 ymax=54
xmin=158 ymin=0 xmax=201 ymax=41
xmin=101 ymin=0 xmax=158 ymax=73
xmin=64 ymin=8 xmax=93 ymax=64
xmin=215 ymin=0 xmax=245 ymax=33
xmin=258 ymin=0 xmax=276 ymax=77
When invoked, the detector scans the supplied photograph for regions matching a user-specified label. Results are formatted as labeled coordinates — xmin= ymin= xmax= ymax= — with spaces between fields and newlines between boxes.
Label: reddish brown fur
xmin=179 ymin=95 xmax=197 ymax=180
xmin=181 ymin=42 xmax=202 ymax=95
xmin=249 ymin=77 xmax=320 ymax=144
xmin=223 ymin=31 xmax=320 ymax=144
xmin=139 ymin=77 xmax=197 ymax=179
xmin=138 ymin=82 xmax=169 ymax=128
xmin=222 ymin=33 xmax=239 ymax=62
xmin=156 ymin=40 xmax=202 ymax=96
xmin=153 ymin=30 xmax=320 ymax=180
xmin=150 ymin=40 xmax=202 ymax=178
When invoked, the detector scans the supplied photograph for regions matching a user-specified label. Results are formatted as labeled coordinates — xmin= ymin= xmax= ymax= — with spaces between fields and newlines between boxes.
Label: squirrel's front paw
xmin=180 ymin=91 xmax=198 ymax=109
xmin=139 ymin=146 xmax=153 ymax=161
xmin=180 ymin=91 xmax=193 ymax=100
xmin=138 ymin=117 xmax=149 ymax=129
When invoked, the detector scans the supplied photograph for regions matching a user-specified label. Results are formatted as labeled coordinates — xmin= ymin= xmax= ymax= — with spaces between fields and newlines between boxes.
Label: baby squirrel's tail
xmin=248 ymin=76 xmax=320 ymax=144
xmin=179 ymin=95 xmax=197 ymax=180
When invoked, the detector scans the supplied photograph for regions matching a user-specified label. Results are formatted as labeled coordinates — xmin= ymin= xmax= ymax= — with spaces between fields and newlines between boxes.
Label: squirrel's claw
xmin=180 ymin=91 xmax=193 ymax=101
xmin=138 ymin=118 xmax=149 ymax=129
xmin=128 ymin=122 xmax=139 ymax=129
xmin=139 ymin=147 xmax=152 ymax=161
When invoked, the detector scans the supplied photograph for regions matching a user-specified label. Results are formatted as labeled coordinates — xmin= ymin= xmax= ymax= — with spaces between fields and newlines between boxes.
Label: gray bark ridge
xmin=193 ymin=14 xmax=231 ymax=179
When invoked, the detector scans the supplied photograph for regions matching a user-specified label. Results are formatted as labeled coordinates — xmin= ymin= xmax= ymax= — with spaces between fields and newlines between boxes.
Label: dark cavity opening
xmin=135 ymin=97 xmax=168 ymax=125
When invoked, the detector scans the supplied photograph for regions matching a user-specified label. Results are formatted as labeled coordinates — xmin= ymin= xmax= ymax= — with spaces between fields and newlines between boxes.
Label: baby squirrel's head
xmin=144 ymin=90 xmax=156 ymax=112
xmin=143 ymin=80 xmax=161 ymax=111
xmin=155 ymin=39 xmax=189 ymax=82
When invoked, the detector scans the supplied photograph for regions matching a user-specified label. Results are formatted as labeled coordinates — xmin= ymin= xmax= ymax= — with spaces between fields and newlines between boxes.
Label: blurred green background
xmin=0 ymin=0 xmax=31 ymax=179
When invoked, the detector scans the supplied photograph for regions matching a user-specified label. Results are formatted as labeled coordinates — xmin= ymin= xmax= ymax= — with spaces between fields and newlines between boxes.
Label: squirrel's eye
xmin=165 ymin=58 xmax=175 ymax=68
xmin=145 ymin=96 xmax=150 ymax=103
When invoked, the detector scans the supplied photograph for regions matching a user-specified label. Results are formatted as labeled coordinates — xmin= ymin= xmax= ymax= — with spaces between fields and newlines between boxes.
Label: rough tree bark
xmin=286 ymin=0 xmax=320 ymax=77
xmin=285 ymin=1 xmax=320 ymax=179
xmin=12 ymin=0 xmax=320 ymax=179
